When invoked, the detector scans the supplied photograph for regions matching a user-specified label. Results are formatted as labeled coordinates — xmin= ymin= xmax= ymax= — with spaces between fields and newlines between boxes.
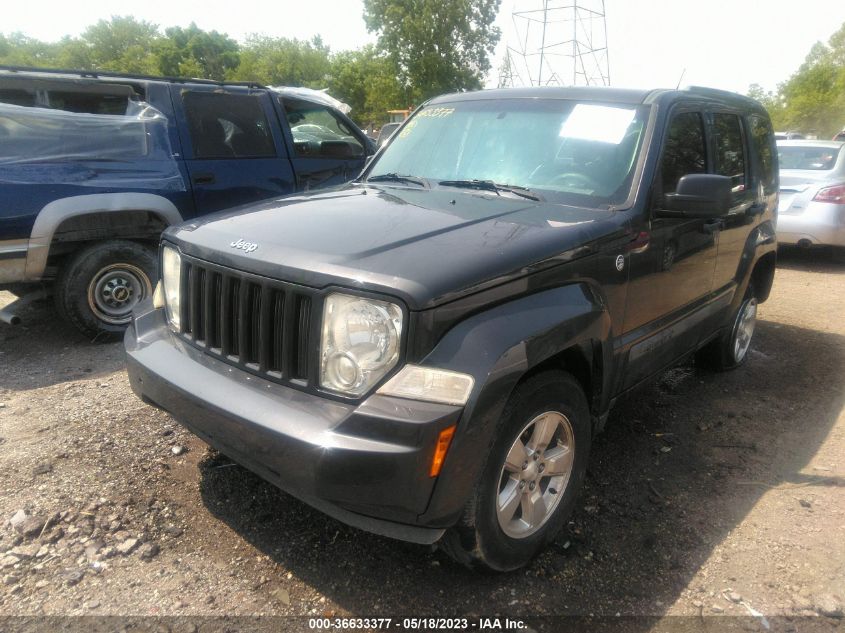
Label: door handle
xmin=746 ymin=202 xmax=766 ymax=216
xmin=625 ymin=230 xmax=651 ymax=253
xmin=701 ymin=219 xmax=725 ymax=234
xmin=192 ymin=173 xmax=216 ymax=185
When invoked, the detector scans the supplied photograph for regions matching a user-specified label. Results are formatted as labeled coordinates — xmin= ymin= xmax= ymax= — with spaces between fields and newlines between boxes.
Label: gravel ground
xmin=0 ymin=248 xmax=843 ymax=627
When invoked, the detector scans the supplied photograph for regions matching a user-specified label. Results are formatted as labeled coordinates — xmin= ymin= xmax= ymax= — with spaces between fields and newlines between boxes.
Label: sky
xmin=4 ymin=0 xmax=845 ymax=95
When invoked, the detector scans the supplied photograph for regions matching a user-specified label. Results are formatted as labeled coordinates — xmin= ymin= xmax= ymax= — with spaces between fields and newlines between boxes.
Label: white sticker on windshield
xmin=559 ymin=104 xmax=637 ymax=144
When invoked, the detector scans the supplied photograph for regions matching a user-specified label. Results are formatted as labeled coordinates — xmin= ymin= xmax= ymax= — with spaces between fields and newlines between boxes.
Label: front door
xmin=174 ymin=86 xmax=296 ymax=217
xmin=275 ymin=96 xmax=369 ymax=191
xmin=621 ymin=108 xmax=719 ymax=388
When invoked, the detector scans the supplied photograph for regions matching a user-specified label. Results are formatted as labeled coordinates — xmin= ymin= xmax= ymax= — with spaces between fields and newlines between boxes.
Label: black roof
xmin=428 ymin=86 xmax=654 ymax=105
xmin=0 ymin=64 xmax=267 ymax=89
xmin=428 ymin=85 xmax=766 ymax=113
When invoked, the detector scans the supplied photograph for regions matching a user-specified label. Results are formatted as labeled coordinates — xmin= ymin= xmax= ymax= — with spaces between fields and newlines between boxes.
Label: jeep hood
xmin=167 ymin=184 xmax=623 ymax=310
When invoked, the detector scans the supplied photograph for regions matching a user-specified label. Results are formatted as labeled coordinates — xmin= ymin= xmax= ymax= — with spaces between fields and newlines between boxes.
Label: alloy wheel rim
xmin=496 ymin=410 xmax=575 ymax=539
xmin=732 ymin=297 xmax=757 ymax=363
xmin=87 ymin=264 xmax=151 ymax=325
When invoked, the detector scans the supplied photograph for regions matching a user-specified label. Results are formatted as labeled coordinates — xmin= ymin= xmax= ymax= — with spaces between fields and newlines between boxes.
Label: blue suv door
xmin=275 ymin=95 xmax=371 ymax=191
xmin=172 ymin=85 xmax=296 ymax=217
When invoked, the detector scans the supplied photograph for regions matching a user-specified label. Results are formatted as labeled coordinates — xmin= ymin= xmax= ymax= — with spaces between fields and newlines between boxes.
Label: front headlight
xmin=161 ymin=244 xmax=182 ymax=331
xmin=320 ymin=293 xmax=403 ymax=397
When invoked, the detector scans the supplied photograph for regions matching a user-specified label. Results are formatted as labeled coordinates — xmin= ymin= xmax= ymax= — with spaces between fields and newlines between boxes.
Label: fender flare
xmin=24 ymin=193 xmax=182 ymax=281
xmin=726 ymin=218 xmax=777 ymax=316
xmin=417 ymin=282 xmax=611 ymax=526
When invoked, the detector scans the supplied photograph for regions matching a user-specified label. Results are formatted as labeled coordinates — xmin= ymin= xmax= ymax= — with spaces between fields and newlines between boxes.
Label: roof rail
xmin=683 ymin=85 xmax=757 ymax=104
xmin=0 ymin=64 xmax=268 ymax=90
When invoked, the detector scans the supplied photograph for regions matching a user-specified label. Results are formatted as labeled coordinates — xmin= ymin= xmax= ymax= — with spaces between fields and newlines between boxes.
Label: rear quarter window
xmin=749 ymin=115 xmax=777 ymax=191
xmin=778 ymin=146 xmax=841 ymax=171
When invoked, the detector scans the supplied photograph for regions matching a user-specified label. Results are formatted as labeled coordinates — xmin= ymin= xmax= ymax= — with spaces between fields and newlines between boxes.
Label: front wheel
xmin=440 ymin=371 xmax=591 ymax=571
xmin=55 ymin=240 xmax=157 ymax=340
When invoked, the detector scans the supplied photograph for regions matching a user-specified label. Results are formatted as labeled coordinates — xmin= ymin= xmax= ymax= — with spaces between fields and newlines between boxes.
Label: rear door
xmin=709 ymin=111 xmax=758 ymax=293
xmin=173 ymin=85 xmax=296 ymax=216
xmin=275 ymin=96 xmax=370 ymax=191
xmin=621 ymin=107 xmax=719 ymax=388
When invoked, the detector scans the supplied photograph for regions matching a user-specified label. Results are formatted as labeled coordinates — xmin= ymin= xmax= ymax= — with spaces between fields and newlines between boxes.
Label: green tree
xmin=230 ymin=35 xmax=331 ymax=87
xmin=156 ymin=23 xmax=239 ymax=80
xmin=0 ymin=33 xmax=61 ymax=67
xmin=327 ymin=46 xmax=405 ymax=125
xmin=362 ymin=0 xmax=501 ymax=103
xmin=750 ymin=23 xmax=845 ymax=137
xmin=81 ymin=16 xmax=160 ymax=74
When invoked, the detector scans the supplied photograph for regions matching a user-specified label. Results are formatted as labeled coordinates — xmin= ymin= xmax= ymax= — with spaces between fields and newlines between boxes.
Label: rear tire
xmin=55 ymin=240 xmax=157 ymax=341
xmin=697 ymin=284 xmax=757 ymax=371
xmin=440 ymin=371 xmax=591 ymax=572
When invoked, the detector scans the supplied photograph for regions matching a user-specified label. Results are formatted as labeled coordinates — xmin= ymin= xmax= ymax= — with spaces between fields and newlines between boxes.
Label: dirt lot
xmin=0 ymin=248 xmax=843 ymax=628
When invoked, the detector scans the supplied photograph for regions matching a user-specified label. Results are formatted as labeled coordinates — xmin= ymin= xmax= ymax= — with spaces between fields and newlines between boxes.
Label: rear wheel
xmin=697 ymin=285 xmax=757 ymax=371
xmin=440 ymin=371 xmax=591 ymax=571
xmin=55 ymin=240 xmax=156 ymax=340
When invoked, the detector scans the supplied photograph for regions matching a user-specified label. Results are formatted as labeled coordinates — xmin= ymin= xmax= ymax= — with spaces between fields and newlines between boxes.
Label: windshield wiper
xmin=438 ymin=179 xmax=542 ymax=201
xmin=366 ymin=173 xmax=428 ymax=187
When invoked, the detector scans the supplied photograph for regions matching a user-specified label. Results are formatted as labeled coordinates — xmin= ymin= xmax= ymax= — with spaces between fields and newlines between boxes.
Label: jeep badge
xmin=230 ymin=239 xmax=258 ymax=253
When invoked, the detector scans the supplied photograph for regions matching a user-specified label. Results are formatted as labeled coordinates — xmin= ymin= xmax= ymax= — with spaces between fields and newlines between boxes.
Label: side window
xmin=0 ymin=88 xmax=36 ymax=107
xmin=661 ymin=111 xmax=707 ymax=193
xmin=281 ymin=98 xmax=364 ymax=159
xmin=47 ymin=90 xmax=132 ymax=115
xmin=713 ymin=113 xmax=747 ymax=192
xmin=182 ymin=91 xmax=276 ymax=159
xmin=749 ymin=115 xmax=776 ymax=191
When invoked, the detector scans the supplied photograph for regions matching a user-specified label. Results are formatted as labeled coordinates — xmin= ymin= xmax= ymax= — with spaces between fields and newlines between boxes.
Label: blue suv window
xmin=281 ymin=98 xmax=364 ymax=159
xmin=182 ymin=91 xmax=276 ymax=159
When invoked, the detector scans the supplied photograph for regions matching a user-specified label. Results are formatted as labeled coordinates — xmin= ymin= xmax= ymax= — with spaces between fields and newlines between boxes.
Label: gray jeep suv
xmin=126 ymin=86 xmax=778 ymax=571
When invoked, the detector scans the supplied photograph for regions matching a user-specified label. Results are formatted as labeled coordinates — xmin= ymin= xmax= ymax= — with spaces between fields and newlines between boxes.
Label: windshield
xmin=778 ymin=145 xmax=842 ymax=171
xmin=368 ymin=99 xmax=649 ymax=208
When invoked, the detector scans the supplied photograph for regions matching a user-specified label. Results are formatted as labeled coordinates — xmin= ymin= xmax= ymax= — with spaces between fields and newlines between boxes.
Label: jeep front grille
xmin=177 ymin=255 xmax=313 ymax=386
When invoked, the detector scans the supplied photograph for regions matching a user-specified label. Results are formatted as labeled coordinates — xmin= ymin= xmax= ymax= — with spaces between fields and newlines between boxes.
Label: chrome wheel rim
xmin=496 ymin=410 xmax=575 ymax=539
xmin=87 ymin=263 xmax=151 ymax=325
xmin=732 ymin=297 xmax=757 ymax=363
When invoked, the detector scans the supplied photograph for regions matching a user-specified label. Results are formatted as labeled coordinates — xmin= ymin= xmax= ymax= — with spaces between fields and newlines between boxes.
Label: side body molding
xmin=417 ymin=283 xmax=612 ymax=526
xmin=25 ymin=193 xmax=183 ymax=281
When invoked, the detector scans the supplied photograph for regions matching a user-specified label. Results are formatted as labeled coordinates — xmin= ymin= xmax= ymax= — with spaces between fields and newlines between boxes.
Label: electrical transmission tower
xmin=498 ymin=0 xmax=610 ymax=88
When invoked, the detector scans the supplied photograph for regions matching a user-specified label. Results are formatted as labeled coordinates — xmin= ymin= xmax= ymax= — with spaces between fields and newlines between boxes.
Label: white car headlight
xmin=161 ymin=244 xmax=182 ymax=331
xmin=320 ymin=293 xmax=403 ymax=397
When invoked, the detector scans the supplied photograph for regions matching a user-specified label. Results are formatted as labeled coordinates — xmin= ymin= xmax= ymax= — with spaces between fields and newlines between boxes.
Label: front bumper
xmin=125 ymin=301 xmax=463 ymax=544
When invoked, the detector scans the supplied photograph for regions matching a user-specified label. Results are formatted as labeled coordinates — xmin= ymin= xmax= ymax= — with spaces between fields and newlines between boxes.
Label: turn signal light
xmin=813 ymin=183 xmax=845 ymax=204
xmin=429 ymin=425 xmax=456 ymax=478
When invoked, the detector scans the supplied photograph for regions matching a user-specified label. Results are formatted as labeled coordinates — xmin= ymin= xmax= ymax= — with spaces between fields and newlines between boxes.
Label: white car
xmin=777 ymin=140 xmax=845 ymax=251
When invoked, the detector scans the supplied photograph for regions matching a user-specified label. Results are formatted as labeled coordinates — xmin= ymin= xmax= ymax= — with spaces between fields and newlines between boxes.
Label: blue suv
xmin=0 ymin=66 xmax=374 ymax=337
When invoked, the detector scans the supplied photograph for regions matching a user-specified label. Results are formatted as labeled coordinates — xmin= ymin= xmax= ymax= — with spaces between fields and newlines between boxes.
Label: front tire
xmin=440 ymin=371 xmax=591 ymax=572
xmin=55 ymin=240 xmax=157 ymax=340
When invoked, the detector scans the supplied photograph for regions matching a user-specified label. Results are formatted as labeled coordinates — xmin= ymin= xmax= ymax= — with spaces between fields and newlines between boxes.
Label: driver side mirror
xmin=658 ymin=174 xmax=732 ymax=219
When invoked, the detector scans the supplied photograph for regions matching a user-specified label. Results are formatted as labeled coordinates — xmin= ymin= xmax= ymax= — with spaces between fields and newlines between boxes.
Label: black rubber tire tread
xmin=696 ymin=283 xmax=756 ymax=372
xmin=54 ymin=240 xmax=157 ymax=341
xmin=440 ymin=370 xmax=591 ymax=572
